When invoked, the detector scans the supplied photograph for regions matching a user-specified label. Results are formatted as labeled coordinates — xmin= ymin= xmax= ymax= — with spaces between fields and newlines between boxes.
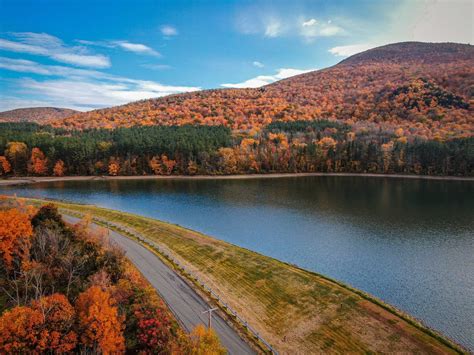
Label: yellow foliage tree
xmin=189 ymin=324 xmax=226 ymax=355
xmin=108 ymin=158 xmax=120 ymax=176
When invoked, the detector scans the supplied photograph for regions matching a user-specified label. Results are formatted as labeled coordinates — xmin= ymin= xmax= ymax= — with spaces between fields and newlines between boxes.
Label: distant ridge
xmin=338 ymin=42 xmax=473 ymax=65
xmin=49 ymin=42 xmax=473 ymax=141
xmin=0 ymin=107 xmax=78 ymax=123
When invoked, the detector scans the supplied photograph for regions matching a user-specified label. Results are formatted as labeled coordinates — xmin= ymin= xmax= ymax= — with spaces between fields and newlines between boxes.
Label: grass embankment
xmin=15 ymin=197 xmax=466 ymax=354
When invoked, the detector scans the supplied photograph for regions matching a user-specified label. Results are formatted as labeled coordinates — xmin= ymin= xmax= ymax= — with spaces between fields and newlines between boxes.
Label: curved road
xmin=63 ymin=216 xmax=254 ymax=355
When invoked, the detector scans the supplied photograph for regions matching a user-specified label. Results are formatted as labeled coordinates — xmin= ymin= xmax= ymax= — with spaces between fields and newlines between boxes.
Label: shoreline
xmin=1 ymin=172 xmax=473 ymax=186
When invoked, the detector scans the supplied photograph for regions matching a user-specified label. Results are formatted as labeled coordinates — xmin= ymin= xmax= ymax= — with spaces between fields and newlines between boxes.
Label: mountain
xmin=50 ymin=42 xmax=473 ymax=141
xmin=0 ymin=107 xmax=78 ymax=123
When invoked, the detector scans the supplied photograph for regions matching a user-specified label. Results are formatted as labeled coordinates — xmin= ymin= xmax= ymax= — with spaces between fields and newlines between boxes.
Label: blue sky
xmin=0 ymin=0 xmax=472 ymax=111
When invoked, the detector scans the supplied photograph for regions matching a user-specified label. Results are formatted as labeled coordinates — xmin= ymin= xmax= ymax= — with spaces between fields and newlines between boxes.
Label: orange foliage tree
xmin=161 ymin=155 xmax=176 ymax=175
xmin=0 ymin=208 xmax=33 ymax=270
xmin=28 ymin=147 xmax=48 ymax=175
xmin=0 ymin=294 xmax=77 ymax=353
xmin=76 ymin=286 xmax=125 ymax=353
xmin=108 ymin=158 xmax=120 ymax=176
xmin=218 ymin=148 xmax=237 ymax=174
xmin=53 ymin=159 xmax=66 ymax=176
xmin=149 ymin=156 xmax=163 ymax=175
xmin=0 ymin=156 xmax=11 ymax=175
xmin=0 ymin=305 xmax=43 ymax=352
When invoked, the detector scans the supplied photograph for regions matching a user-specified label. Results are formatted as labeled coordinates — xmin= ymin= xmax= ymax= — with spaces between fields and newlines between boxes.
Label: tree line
xmin=0 ymin=121 xmax=472 ymax=177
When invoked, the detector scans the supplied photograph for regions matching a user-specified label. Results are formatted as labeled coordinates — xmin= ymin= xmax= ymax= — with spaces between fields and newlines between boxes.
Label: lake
xmin=2 ymin=176 xmax=473 ymax=349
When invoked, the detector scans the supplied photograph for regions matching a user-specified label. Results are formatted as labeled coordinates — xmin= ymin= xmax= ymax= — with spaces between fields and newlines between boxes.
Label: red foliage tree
xmin=135 ymin=307 xmax=172 ymax=351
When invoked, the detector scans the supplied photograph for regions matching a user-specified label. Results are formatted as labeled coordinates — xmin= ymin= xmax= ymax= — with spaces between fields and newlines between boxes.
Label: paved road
xmin=63 ymin=216 xmax=254 ymax=355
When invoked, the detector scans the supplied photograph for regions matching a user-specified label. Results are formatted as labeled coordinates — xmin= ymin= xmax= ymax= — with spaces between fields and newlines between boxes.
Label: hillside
xmin=50 ymin=42 xmax=473 ymax=141
xmin=0 ymin=107 xmax=78 ymax=123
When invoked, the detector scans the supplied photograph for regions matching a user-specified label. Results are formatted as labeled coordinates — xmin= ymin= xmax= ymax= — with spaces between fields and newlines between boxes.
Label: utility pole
xmin=202 ymin=307 xmax=218 ymax=329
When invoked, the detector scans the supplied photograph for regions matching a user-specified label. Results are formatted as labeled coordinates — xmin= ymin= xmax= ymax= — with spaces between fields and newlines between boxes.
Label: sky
xmin=0 ymin=0 xmax=472 ymax=111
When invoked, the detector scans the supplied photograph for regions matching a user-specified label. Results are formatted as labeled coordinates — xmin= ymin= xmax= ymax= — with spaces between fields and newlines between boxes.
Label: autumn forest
xmin=0 ymin=42 xmax=472 ymax=178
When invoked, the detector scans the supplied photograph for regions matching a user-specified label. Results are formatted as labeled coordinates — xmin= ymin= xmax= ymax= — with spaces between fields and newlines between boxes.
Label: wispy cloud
xmin=0 ymin=96 xmax=56 ymax=112
xmin=236 ymin=10 xmax=345 ymax=41
xmin=0 ymin=56 xmax=199 ymax=111
xmin=300 ymin=18 xmax=345 ymax=40
xmin=160 ymin=25 xmax=178 ymax=37
xmin=264 ymin=18 xmax=282 ymax=37
xmin=328 ymin=43 xmax=376 ymax=57
xmin=114 ymin=41 xmax=160 ymax=56
xmin=141 ymin=63 xmax=172 ymax=70
xmin=302 ymin=19 xmax=318 ymax=27
xmin=327 ymin=0 xmax=472 ymax=58
xmin=0 ymin=32 xmax=110 ymax=68
xmin=0 ymin=56 xmax=124 ymax=80
xmin=17 ymin=78 xmax=199 ymax=111
xmin=252 ymin=61 xmax=264 ymax=68
xmin=78 ymin=39 xmax=160 ymax=56
xmin=0 ymin=57 xmax=53 ymax=75
xmin=221 ymin=68 xmax=315 ymax=88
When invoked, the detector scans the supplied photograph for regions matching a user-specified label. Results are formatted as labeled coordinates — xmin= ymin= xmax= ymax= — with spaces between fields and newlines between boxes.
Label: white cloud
xmin=50 ymin=53 xmax=110 ymax=68
xmin=236 ymin=11 xmax=345 ymax=40
xmin=0 ymin=39 xmax=49 ymax=55
xmin=17 ymin=78 xmax=199 ymax=110
xmin=0 ymin=96 xmax=58 ymax=112
xmin=302 ymin=19 xmax=317 ymax=27
xmin=319 ymin=25 xmax=344 ymax=37
xmin=161 ymin=25 xmax=178 ymax=36
xmin=221 ymin=67 xmax=315 ymax=88
xmin=77 ymin=39 xmax=160 ymax=56
xmin=0 ymin=32 xmax=111 ymax=68
xmin=264 ymin=18 xmax=282 ymax=37
xmin=0 ymin=57 xmax=200 ymax=110
xmin=328 ymin=43 xmax=376 ymax=57
xmin=252 ymin=61 xmax=264 ymax=68
xmin=300 ymin=19 xmax=345 ymax=40
xmin=328 ymin=0 xmax=472 ymax=58
xmin=235 ymin=9 xmax=288 ymax=38
xmin=0 ymin=56 xmax=116 ymax=79
xmin=113 ymin=41 xmax=160 ymax=56
xmin=388 ymin=0 xmax=473 ymax=44
xmin=0 ymin=57 xmax=52 ymax=75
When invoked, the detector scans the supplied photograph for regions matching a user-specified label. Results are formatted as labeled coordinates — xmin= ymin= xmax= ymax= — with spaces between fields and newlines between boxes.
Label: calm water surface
xmin=2 ymin=177 xmax=473 ymax=349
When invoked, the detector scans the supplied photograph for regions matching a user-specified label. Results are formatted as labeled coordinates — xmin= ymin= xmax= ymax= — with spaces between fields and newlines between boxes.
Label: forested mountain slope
xmin=0 ymin=107 xmax=78 ymax=123
xmin=51 ymin=42 xmax=473 ymax=141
